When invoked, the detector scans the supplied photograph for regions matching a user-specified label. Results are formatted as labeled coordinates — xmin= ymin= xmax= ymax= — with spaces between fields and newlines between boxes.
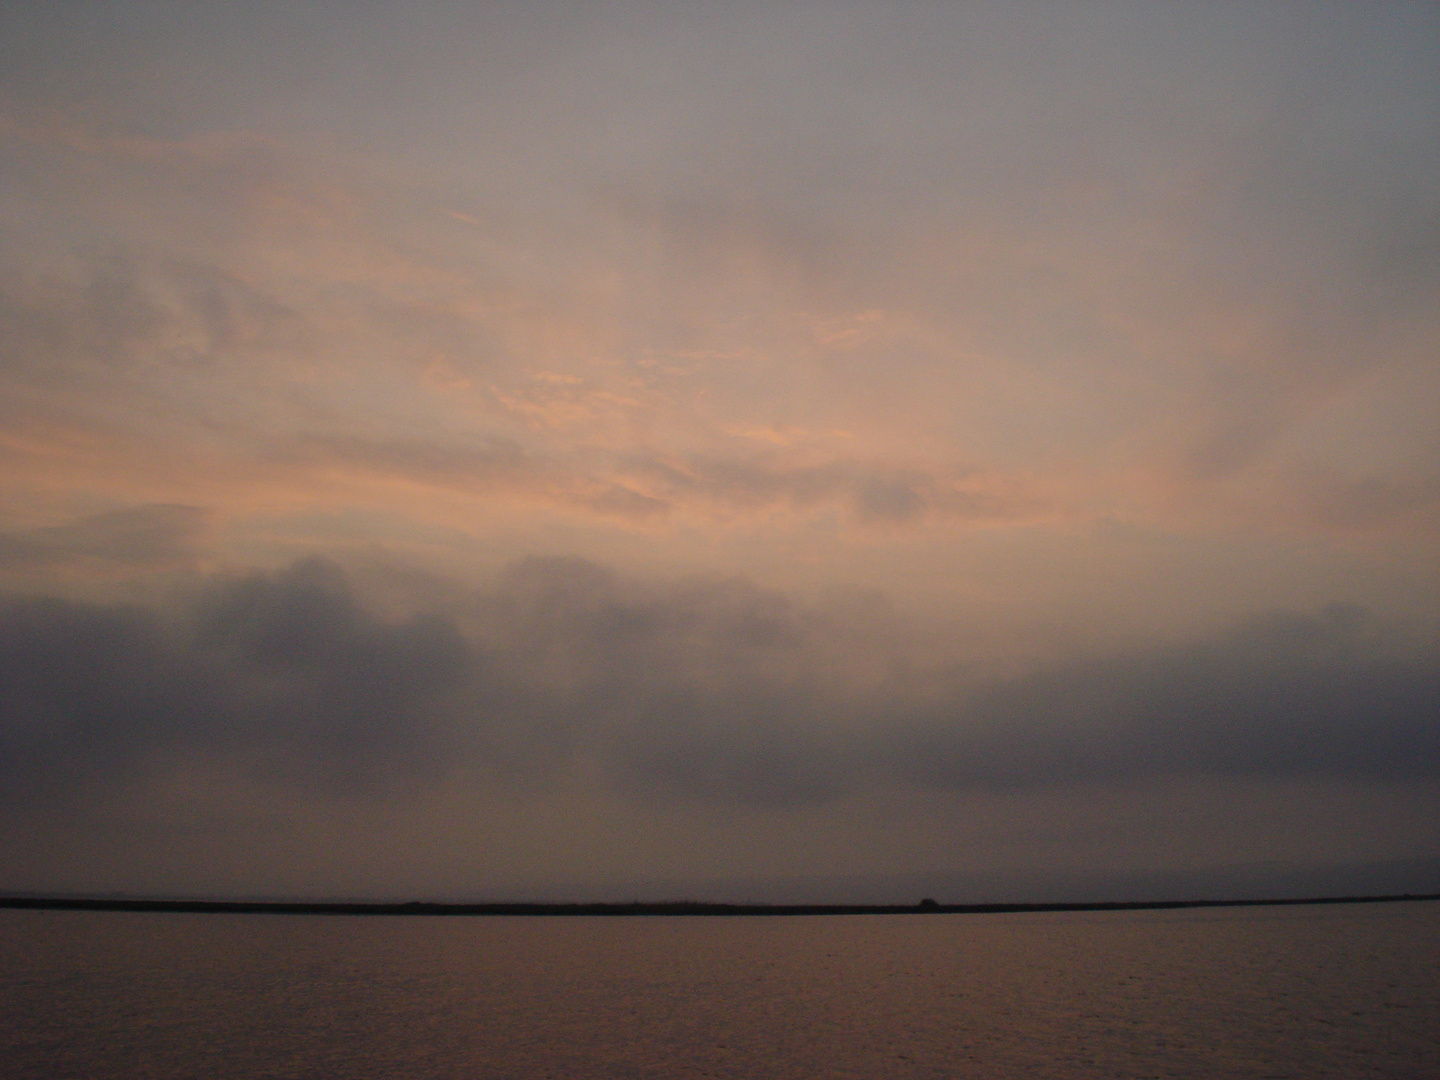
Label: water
xmin=2 ymin=902 xmax=1437 ymax=1079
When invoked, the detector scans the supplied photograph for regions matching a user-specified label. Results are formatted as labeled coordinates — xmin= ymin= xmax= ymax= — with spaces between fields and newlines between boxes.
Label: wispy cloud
xmin=0 ymin=505 xmax=211 ymax=573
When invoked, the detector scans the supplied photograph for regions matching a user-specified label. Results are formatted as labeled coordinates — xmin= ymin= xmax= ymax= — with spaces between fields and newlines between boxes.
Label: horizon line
xmin=3 ymin=892 xmax=1438 ymax=917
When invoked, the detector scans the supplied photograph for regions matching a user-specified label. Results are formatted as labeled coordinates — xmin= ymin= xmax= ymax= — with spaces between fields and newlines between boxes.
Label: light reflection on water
xmin=2 ymin=902 xmax=1437 ymax=1079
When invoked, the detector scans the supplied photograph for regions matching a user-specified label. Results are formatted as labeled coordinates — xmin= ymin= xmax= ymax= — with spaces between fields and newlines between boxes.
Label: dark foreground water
xmin=2 ymin=902 xmax=1437 ymax=1079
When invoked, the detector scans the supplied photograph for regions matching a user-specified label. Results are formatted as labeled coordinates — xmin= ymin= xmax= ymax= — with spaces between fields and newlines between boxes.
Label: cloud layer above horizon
xmin=1 ymin=1 xmax=1436 ymax=898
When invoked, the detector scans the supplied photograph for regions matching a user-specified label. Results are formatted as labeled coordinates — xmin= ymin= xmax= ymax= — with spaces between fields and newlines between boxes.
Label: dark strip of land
xmin=1 ymin=893 xmax=1436 ymax=916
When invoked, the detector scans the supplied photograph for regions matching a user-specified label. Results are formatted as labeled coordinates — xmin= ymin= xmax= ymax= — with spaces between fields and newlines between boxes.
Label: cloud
xmin=3 ymin=2 xmax=1439 ymax=898
xmin=617 ymin=451 xmax=1050 ymax=527
xmin=3 ymin=83 xmax=1435 ymax=551
xmin=272 ymin=434 xmax=673 ymax=522
xmin=2 ymin=557 xmax=1435 ymax=826
xmin=1288 ymin=466 xmax=1440 ymax=533
xmin=0 ymin=243 xmax=1050 ymax=534
xmin=0 ymin=504 xmax=211 ymax=572
xmin=897 ymin=605 xmax=1440 ymax=793
xmin=233 ymin=427 xmax=1047 ymax=530
xmin=0 ymin=246 xmax=312 ymax=434
xmin=0 ymin=559 xmax=472 ymax=809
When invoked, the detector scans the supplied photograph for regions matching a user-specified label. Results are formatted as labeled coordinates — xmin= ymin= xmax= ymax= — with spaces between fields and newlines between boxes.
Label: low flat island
xmin=4 ymin=892 xmax=1436 ymax=916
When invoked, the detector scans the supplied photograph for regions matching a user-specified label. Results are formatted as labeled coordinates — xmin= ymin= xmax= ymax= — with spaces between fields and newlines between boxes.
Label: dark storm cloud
xmin=897 ymin=605 xmax=1440 ymax=792
xmin=0 ymin=594 xmax=180 ymax=805
xmin=0 ymin=559 xmax=471 ymax=808
xmin=3 ymin=556 xmax=1437 ymax=821
xmin=495 ymin=565 xmax=1440 ymax=801
xmin=482 ymin=556 xmax=854 ymax=806
xmin=0 ymin=504 xmax=210 ymax=570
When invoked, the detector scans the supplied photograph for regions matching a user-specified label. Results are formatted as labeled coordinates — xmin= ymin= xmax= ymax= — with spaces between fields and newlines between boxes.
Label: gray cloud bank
xmin=3 ymin=556 xmax=1436 ymax=820
xmin=896 ymin=605 xmax=1440 ymax=792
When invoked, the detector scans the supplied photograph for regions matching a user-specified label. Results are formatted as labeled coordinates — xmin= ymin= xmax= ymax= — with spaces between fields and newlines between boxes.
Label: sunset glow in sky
xmin=2 ymin=1 xmax=1438 ymax=901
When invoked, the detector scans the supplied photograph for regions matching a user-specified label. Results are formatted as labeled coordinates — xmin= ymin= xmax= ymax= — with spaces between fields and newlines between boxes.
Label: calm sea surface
xmin=2 ymin=902 xmax=1437 ymax=1079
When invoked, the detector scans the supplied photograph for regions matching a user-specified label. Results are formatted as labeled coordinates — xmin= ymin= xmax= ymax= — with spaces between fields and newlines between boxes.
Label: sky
xmin=1 ymin=0 xmax=1437 ymax=902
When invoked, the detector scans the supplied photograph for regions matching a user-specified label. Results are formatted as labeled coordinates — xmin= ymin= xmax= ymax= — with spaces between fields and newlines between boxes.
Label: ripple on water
xmin=1 ymin=902 xmax=1438 ymax=1079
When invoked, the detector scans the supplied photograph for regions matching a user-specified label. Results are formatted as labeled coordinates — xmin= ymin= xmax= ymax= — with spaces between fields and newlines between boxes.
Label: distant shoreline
xmin=2 ymin=893 xmax=1437 ymax=917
